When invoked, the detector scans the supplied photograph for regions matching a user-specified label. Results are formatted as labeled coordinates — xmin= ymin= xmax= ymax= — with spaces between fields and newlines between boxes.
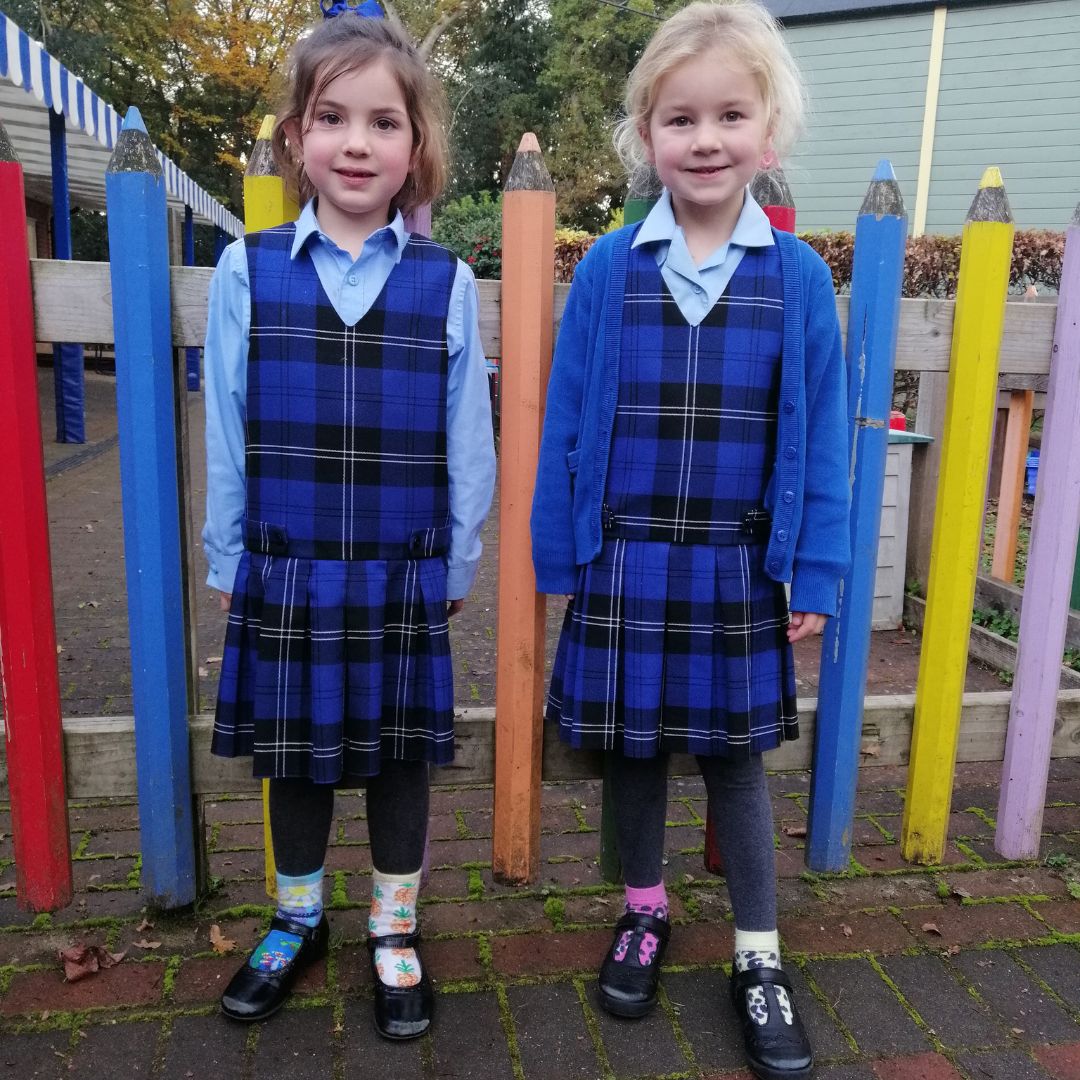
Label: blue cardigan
xmin=530 ymin=223 xmax=851 ymax=617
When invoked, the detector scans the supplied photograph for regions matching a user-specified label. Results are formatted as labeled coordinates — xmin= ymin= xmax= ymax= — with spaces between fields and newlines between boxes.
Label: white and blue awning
xmin=0 ymin=11 xmax=242 ymax=235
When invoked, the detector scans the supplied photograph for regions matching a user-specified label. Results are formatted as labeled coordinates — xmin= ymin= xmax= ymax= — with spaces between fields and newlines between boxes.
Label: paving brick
xmin=0 ymin=1028 xmax=71 ymax=1078
xmin=253 ymin=1005 xmax=337 ymax=1079
xmin=68 ymin=804 xmax=141 ymax=831
xmin=506 ymin=982 xmax=600 ymax=1080
xmin=67 ymin=1019 xmax=160 ymax=1079
xmin=429 ymin=837 xmax=492 ymax=866
xmin=210 ymin=822 xmax=265 ymax=849
xmin=785 ymin=963 xmax=853 ymax=1062
xmin=425 ymin=937 xmax=485 ymax=983
xmin=160 ymin=1014 xmax=249 ymax=1077
xmin=809 ymin=958 xmax=930 ymax=1057
xmin=202 ymin=799 xmax=263 ymax=824
xmin=462 ymin=809 xmax=494 ymax=838
xmin=664 ymin=969 xmax=745 ymax=1072
xmin=343 ymin=1003 xmax=425 ymax=1079
xmin=949 ymin=811 xmax=993 ymax=839
xmin=541 ymin=805 xmax=584 ymax=834
xmin=816 ymin=875 xmax=940 ymax=911
xmin=536 ymin=858 xmax=606 ymax=889
xmin=490 ymin=929 xmax=610 ymax=977
xmin=428 ymin=788 xmax=496 ymax=814
xmin=1032 ymin=1042 xmax=1080 ymax=1080
xmin=431 ymin=990 xmax=515 ymax=1080
xmin=541 ymin=831 xmax=603 ymax=864
xmin=782 ymin=911 xmax=915 ymax=956
xmin=855 ymin=789 xmax=905 ymax=815
xmin=1 ymin=961 xmax=165 ymax=1014
xmin=173 ymin=956 xmax=244 ymax=1004
xmin=584 ymin=979 xmax=689 ymax=1077
xmin=428 ymin=813 xmax=464 ymax=841
xmin=811 ymin=1066 xmax=879 ymax=1080
xmin=81 ymin=830 xmax=141 ymax=857
xmin=853 ymin=843 xmax=968 ymax=872
xmin=1018 ymin=944 xmax=1080 ymax=1012
xmin=209 ymin=849 xmax=266 ymax=881
xmin=883 ymin=953 xmax=1006 ymax=1051
xmin=1031 ymin=902 xmax=1080 ymax=935
xmin=870 ymin=1053 xmax=964 ymax=1080
xmin=665 ymin=921 xmax=734 ymax=966
xmin=955 ymin=1049 xmax=1055 ymax=1079
xmin=951 ymin=949 xmax=1080 ymax=1045
xmin=1042 ymin=808 xmax=1080 ymax=833
xmin=324 ymin=845 xmax=371 ymax=874
xmin=423 ymin=898 xmax=548 ymax=935
xmin=943 ymin=869 xmax=1069 ymax=901
xmin=897 ymin=902 xmax=1045 ymax=946
xmin=53 ymin=889 xmax=149 ymax=922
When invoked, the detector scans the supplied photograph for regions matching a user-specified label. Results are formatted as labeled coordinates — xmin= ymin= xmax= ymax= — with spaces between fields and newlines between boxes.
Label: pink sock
xmin=613 ymin=883 xmax=668 ymax=966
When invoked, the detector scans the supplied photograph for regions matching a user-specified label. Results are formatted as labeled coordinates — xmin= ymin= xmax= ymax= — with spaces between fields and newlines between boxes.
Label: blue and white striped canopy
xmin=0 ymin=11 xmax=242 ymax=236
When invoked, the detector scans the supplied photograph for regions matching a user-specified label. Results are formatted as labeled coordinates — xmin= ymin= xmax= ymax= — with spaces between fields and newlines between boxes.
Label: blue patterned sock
xmin=249 ymin=869 xmax=323 ymax=973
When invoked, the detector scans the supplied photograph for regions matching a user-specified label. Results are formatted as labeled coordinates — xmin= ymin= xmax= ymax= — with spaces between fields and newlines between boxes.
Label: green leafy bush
xmin=432 ymin=193 xmax=503 ymax=279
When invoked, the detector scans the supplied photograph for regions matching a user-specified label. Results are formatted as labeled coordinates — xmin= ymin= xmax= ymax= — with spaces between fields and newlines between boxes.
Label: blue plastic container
xmin=1025 ymin=449 xmax=1039 ymax=496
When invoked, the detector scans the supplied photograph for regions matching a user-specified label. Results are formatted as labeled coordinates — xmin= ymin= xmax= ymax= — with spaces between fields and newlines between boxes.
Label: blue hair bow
xmin=321 ymin=0 xmax=384 ymax=18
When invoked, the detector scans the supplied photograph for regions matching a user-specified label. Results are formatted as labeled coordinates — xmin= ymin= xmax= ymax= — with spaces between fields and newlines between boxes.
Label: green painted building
xmin=765 ymin=0 xmax=1080 ymax=233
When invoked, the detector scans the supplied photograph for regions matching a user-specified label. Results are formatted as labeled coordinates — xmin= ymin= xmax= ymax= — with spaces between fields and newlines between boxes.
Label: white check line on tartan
xmin=248 ymin=445 xmax=446 ymax=464
xmin=252 ymin=326 xmax=445 ymax=351
xmin=616 ymin=405 xmax=777 ymax=420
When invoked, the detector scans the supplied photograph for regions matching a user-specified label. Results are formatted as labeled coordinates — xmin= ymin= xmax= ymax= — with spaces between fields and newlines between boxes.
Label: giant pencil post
xmin=702 ymin=160 xmax=798 ymax=877
xmin=808 ymin=162 xmax=907 ymax=871
xmin=901 ymin=168 xmax=1014 ymax=864
xmin=106 ymin=108 xmax=197 ymax=906
xmin=995 ymin=204 xmax=1080 ymax=858
xmin=493 ymin=134 xmax=555 ymax=883
xmin=244 ymin=114 xmax=298 ymax=898
xmin=0 ymin=117 xmax=73 ymax=911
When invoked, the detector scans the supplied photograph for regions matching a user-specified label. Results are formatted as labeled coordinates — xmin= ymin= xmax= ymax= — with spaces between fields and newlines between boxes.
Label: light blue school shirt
xmin=202 ymin=201 xmax=496 ymax=600
xmin=631 ymin=188 xmax=775 ymax=325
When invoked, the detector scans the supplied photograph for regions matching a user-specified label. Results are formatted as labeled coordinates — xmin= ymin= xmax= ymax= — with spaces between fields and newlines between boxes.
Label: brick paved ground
xmin=3 ymin=760 xmax=1080 ymax=1079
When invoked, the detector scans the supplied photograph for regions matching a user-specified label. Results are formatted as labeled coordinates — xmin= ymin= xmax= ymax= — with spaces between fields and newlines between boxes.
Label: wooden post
xmin=901 ymin=168 xmax=1014 ymax=865
xmin=701 ymin=161 xmax=799 ymax=877
xmin=243 ymin=114 xmax=298 ymax=899
xmin=0 ymin=118 xmax=73 ymax=912
xmin=808 ymin=161 xmax=907 ymax=871
xmin=995 ymin=205 xmax=1080 ymax=859
xmin=989 ymin=389 xmax=1033 ymax=581
xmin=105 ymin=108 xmax=197 ymax=907
xmin=493 ymin=133 xmax=554 ymax=884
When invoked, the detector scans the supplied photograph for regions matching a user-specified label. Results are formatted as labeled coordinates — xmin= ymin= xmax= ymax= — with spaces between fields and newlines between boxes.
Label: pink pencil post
xmin=995 ymin=203 xmax=1080 ymax=859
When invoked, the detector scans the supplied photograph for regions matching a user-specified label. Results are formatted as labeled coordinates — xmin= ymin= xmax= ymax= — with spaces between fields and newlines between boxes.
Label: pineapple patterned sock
xmin=369 ymin=868 xmax=423 ymax=989
xmin=249 ymin=868 xmax=323 ymax=973
xmin=734 ymin=928 xmax=793 ymax=1027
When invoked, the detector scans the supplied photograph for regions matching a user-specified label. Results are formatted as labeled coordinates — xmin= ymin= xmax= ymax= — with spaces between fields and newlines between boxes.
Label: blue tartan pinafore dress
xmin=546 ymin=243 xmax=798 ymax=759
xmin=212 ymin=224 xmax=458 ymax=782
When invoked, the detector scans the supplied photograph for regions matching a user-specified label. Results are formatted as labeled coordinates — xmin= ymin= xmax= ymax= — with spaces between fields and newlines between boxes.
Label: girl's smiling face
xmin=291 ymin=56 xmax=415 ymax=248
xmin=642 ymin=48 xmax=773 ymax=233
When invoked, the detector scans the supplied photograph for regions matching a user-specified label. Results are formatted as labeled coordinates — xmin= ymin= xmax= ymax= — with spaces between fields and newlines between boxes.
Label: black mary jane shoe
xmin=597 ymin=910 xmax=671 ymax=1018
xmin=730 ymin=966 xmax=813 ymax=1080
xmin=220 ymin=913 xmax=329 ymax=1023
xmin=368 ymin=931 xmax=434 ymax=1041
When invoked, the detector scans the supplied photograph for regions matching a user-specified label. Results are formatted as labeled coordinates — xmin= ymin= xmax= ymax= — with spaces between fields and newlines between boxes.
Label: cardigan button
xmin=784 ymin=400 xmax=795 ymax=413
xmin=776 ymin=529 xmax=788 ymax=542
xmin=783 ymin=491 xmax=794 ymax=504
xmin=785 ymin=446 xmax=796 ymax=459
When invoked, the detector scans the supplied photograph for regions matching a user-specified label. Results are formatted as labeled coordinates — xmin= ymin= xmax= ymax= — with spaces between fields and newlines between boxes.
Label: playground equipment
xmin=1 ymin=122 xmax=1079 ymax=907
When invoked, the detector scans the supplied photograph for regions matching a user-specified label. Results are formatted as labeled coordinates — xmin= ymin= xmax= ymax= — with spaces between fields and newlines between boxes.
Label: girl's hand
xmin=219 ymin=592 xmax=232 ymax=613
xmin=787 ymin=611 xmax=826 ymax=643
xmin=447 ymin=599 xmax=465 ymax=618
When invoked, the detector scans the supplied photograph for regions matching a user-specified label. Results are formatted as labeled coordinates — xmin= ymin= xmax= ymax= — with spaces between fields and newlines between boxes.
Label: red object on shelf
xmin=889 ymin=410 xmax=907 ymax=431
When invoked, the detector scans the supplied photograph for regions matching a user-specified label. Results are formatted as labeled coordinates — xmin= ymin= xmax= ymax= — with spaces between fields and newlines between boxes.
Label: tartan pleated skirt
xmin=545 ymin=537 xmax=798 ymax=759
xmin=211 ymin=550 xmax=454 ymax=781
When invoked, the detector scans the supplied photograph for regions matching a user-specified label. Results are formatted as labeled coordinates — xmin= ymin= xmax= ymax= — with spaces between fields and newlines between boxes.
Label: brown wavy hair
xmin=271 ymin=15 xmax=448 ymax=215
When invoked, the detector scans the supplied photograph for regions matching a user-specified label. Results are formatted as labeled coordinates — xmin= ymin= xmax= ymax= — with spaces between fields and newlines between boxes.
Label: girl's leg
xmin=365 ymin=759 xmax=429 ymax=990
xmin=698 ymin=754 xmax=810 ymax=1076
xmin=597 ymin=752 xmax=672 ymax=1017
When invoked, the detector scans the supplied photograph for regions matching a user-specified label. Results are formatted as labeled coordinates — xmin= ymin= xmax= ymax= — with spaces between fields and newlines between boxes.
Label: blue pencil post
xmin=807 ymin=161 xmax=907 ymax=872
xmin=182 ymin=205 xmax=200 ymax=390
xmin=105 ymin=108 xmax=197 ymax=908
xmin=49 ymin=108 xmax=86 ymax=443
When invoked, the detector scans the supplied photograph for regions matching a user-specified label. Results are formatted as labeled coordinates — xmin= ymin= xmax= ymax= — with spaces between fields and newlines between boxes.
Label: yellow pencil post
xmin=901 ymin=167 xmax=1015 ymax=864
xmin=242 ymin=114 xmax=299 ymax=898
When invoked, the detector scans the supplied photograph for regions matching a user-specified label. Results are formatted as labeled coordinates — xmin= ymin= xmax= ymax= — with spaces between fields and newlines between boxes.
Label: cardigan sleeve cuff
xmin=789 ymin=565 xmax=841 ymax=619
xmin=533 ymin=562 xmax=577 ymax=596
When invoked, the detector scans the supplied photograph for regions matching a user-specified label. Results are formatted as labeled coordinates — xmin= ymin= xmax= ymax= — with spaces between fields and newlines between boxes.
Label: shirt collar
xmin=290 ymin=199 xmax=408 ymax=260
xmin=631 ymin=188 xmax=775 ymax=259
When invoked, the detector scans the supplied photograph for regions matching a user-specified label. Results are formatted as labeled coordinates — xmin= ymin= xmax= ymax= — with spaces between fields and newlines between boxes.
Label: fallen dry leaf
xmin=205 ymin=656 xmax=223 ymax=665
xmin=841 ymin=923 xmax=853 ymax=938
xmin=946 ymin=944 xmax=961 ymax=956
xmin=860 ymin=744 xmax=881 ymax=758
xmin=132 ymin=939 xmax=162 ymax=950
xmin=58 ymin=944 xmax=127 ymax=982
xmin=135 ymin=918 xmax=154 ymax=933
xmin=951 ymin=885 xmax=972 ymax=900
xmin=209 ymin=924 xmax=237 ymax=955
xmin=782 ymin=824 xmax=808 ymax=838
xmin=921 ymin=922 xmax=942 ymax=936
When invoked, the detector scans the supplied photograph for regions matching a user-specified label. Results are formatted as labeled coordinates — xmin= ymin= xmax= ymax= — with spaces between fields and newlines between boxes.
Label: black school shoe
xmin=220 ymin=914 xmax=329 ymax=1022
xmin=597 ymin=911 xmax=671 ymax=1017
xmin=368 ymin=931 xmax=434 ymax=1040
xmin=730 ymin=966 xmax=813 ymax=1080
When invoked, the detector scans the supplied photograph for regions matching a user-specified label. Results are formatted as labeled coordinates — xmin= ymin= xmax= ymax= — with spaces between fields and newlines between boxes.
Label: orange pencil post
xmin=990 ymin=389 xmax=1033 ymax=582
xmin=493 ymin=134 xmax=555 ymax=884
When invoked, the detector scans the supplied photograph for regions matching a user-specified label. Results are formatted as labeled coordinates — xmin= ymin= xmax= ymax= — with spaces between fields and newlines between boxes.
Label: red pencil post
xmin=0 ymin=122 xmax=73 ymax=911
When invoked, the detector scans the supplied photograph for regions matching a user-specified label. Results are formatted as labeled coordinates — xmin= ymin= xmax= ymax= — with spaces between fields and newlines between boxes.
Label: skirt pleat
xmin=545 ymin=538 xmax=797 ymax=758
xmin=213 ymin=550 xmax=454 ymax=781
